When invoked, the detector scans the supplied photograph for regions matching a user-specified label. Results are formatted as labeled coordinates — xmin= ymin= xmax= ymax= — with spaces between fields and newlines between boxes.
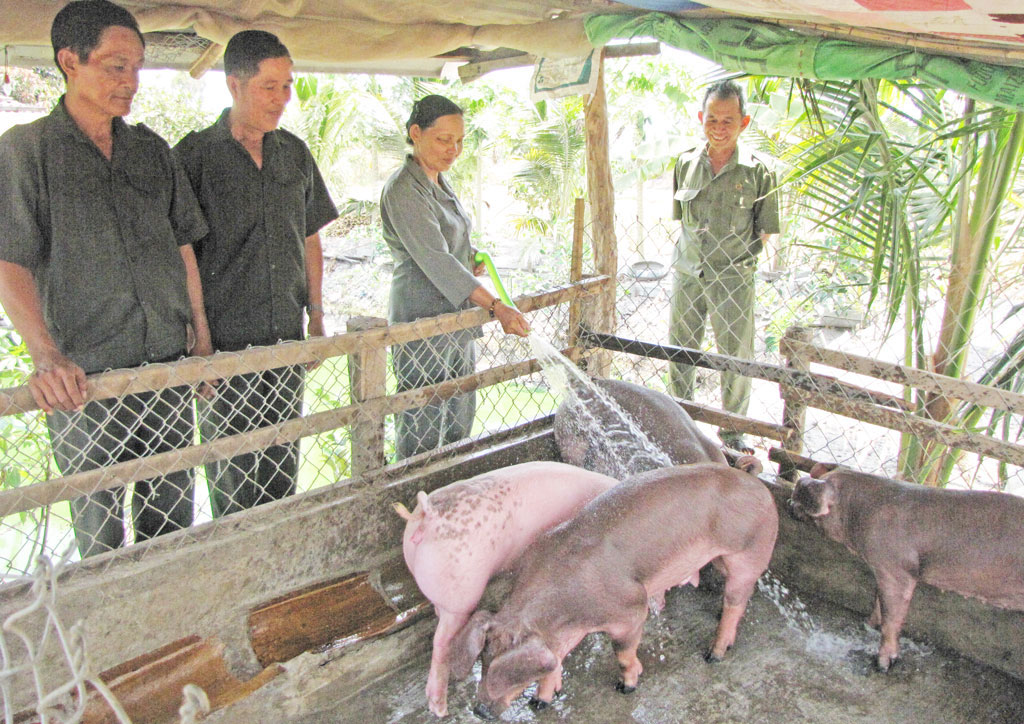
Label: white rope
xmin=0 ymin=551 xmax=132 ymax=723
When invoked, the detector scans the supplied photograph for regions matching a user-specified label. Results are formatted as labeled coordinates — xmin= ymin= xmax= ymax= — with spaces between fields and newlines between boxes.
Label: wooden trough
xmin=1 ymin=416 xmax=1022 ymax=723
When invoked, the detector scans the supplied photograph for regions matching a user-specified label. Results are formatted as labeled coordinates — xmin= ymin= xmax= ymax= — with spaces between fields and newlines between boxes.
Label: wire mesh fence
xmin=0 ymin=273 xmax=598 ymax=582
xmin=608 ymin=214 xmax=1024 ymax=495
xmin=2 ymin=205 xmax=1024 ymax=584
xmin=1 ymin=199 xmax=1024 ymax=721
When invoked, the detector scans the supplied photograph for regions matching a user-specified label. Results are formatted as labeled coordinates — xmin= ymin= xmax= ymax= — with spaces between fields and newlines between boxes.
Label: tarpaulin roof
xmin=615 ymin=0 xmax=1024 ymax=58
xmin=0 ymin=0 xmax=609 ymax=76
xmin=0 ymin=0 xmax=1022 ymax=77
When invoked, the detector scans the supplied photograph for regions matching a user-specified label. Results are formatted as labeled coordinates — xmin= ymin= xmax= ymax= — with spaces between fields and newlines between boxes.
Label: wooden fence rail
xmin=0 ymin=279 xmax=610 ymax=518
xmin=580 ymin=326 xmax=1024 ymax=475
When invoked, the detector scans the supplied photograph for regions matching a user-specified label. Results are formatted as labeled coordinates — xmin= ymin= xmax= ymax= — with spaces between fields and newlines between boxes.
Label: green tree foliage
xmin=510 ymin=96 xmax=587 ymax=241
xmin=128 ymin=71 xmax=215 ymax=145
xmin=773 ymin=77 xmax=1024 ymax=484
xmin=5 ymin=67 xmax=63 ymax=107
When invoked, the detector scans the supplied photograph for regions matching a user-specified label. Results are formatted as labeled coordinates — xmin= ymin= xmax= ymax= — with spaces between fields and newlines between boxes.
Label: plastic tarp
xmin=0 ymin=0 xmax=596 ymax=67
xmin=586 ymin=12 xmax=1024 ymax=111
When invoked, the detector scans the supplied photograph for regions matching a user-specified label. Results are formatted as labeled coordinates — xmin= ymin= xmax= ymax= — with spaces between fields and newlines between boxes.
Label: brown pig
xmin=788 ymin=463 xmax=1024 ymax=671
xmin=394 ymin=461 xmax=618 ymax=717
xmin=449 ymin=458 xmax=777 ymax=719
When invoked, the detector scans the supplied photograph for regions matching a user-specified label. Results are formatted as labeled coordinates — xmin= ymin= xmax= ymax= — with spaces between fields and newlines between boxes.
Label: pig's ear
xmin=818 ymin=479 xmax=839 ymax=515
xmin=417 ymin=490 xmax=435 ymax=520
xmin=809 ymin=462 xmax=838 ymax=479
xmin=449 ymin=610 xmax=493 ymax=679
xmin=735 ymin=454 xmax=762 ymax=476
xmin=484 ymin=635 xmax=558 ymax=701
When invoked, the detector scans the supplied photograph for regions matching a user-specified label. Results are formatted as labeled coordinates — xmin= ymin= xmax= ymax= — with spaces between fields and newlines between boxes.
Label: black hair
xmin=702 ymin=79 xmax=746 ymax=117
xmin=51 ymin=0 xmax=145 ymax=80
xmin=405 ymin=95 xmax=463 ymax=144
xmin=223 ymin=30 xmax=291 ymax=80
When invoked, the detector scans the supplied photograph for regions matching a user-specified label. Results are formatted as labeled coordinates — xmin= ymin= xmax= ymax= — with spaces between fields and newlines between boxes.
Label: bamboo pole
xmin=784 ymin=337 xmax=1024 ymax=416
xmin=767 ymin=447 xmax=826 ymax=476
xmin=581 ymin=330 xmax=909 ymax=410
xmin=676 ymin=399 xmax=791 ymax=443
xmin=583 ymin=48 xmax=616 ymax=377
xmin=0 ymin=278 xmax=611 ymax=417
xmin=785 ymin=387 xmax=1024 ymax=469
xmin=567 ymin=197 xmax=586 ymax=351
xmin=779 ymin=326 xmax=812 ymax=482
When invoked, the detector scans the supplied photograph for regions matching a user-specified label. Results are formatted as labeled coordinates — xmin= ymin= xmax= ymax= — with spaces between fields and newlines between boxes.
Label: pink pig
xmin=447 ymin=459 xmax=777 ymax=719
xmin=394 ymin=461 xmax=618 ymax=717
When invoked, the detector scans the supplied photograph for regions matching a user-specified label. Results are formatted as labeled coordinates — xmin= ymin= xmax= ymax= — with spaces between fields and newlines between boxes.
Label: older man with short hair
xmin=669 ymin=80 xmax=780 ymax=453
xmin=0 ymin=0 xmax=212 ymax=556
xmin=174 ymin=30 xmax=338 ymax=517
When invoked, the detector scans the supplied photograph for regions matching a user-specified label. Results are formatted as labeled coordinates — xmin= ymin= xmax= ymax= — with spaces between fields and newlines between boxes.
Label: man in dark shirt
xmin=0 ymin=0 xmax=212 ymax=556
xmin=175 ymin=30 xmax=338 ymax=517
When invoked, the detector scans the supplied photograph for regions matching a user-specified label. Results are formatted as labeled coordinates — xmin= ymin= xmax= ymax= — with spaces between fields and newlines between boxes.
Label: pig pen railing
xmin=0 ymin=275 xmax=612 ymax=577
xmin=578 ymin=326 xmax=1024 ymax=484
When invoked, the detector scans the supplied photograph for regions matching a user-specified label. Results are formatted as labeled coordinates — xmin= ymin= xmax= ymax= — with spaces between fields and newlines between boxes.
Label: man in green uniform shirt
xmin=670 ymin=80 xmax=780 ymax=453
xmin=175 ymin=31 xmax=338 ymax=517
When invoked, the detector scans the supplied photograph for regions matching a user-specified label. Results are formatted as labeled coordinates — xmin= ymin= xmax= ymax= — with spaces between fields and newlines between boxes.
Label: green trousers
xmin=669 ymin=259 xmax=756 ymax=434
xmin=48 ymin=386 xmax=195 ymax=558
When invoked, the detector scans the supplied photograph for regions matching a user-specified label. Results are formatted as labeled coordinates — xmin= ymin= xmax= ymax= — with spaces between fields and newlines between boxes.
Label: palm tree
xmin=510 ymin=97 xmax=587 ymax=243
xmin=777 ymin=78 xmax=1024 ymax=485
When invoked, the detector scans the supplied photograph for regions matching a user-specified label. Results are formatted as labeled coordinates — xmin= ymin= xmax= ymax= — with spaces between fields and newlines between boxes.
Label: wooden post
xmin=779 ymin=326 xmax=812 ymax=481
xmin=583 ymin=48 xmax=617 ymax=377
xmin=568 ymin=197 xmax=586 ymax=352
xmin=347 ymin=316 xmax=388 ymax=475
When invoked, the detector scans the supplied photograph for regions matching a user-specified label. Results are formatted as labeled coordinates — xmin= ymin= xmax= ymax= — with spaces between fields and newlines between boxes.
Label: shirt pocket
xmin=269 ymin=161 xmax=307 ymax=216
xmin=729 ymin=177 xmax=759 ymax=230
xmin=673 ymin=186 xmax=702 ymax=226
xmin=122 ymin=165 xmax=176 ymax=248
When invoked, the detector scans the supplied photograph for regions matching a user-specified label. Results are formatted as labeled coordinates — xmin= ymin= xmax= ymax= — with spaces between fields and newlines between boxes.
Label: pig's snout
xmin=473 ymin=702 xmax=498 ymax=720
xmin=787 ymin=496 xmax=809 ymax=521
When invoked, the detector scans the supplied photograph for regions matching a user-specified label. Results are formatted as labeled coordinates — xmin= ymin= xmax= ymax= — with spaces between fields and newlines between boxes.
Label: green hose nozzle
xmin=474 ymin=251 xmax=516 ymax=309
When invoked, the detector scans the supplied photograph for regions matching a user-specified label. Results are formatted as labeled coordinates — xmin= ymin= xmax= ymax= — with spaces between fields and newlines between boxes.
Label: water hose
xmin=474 ymin=251 xmax=516 ymax=309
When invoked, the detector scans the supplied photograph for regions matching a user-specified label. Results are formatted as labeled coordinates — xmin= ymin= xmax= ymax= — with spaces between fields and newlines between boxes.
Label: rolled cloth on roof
xmin=585 ymin=12 xmax=1024 ymax=111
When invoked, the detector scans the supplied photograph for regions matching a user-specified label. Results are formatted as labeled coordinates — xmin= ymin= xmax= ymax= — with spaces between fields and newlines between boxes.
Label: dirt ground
xmin=307 ymin=578 xmax=1024 ymax=724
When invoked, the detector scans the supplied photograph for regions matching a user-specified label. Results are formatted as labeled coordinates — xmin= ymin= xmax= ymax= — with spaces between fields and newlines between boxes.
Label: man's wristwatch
xmin=306 ymin=304 xmax=324 ymax=315
xmin=488 ymin=299 xmax=500 ymax=318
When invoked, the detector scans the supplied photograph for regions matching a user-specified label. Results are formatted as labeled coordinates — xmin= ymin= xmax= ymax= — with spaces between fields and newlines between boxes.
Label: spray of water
xmin=530 ymin=334 xmax=672 ymax=480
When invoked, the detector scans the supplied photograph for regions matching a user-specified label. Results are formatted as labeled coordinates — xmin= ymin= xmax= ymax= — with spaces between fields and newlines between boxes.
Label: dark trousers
xmin=393 ymin=335 xmax=476 ymax=460
xmin=47 ymin=386 xmax=195 ymax=558
xmin=199 ymin=366 xmax=304 ymax=517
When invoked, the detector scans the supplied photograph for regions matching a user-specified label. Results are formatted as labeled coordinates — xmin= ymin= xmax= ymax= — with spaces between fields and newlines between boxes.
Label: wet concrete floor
xmin=330 ymin=577 xmax=1024 ymax=724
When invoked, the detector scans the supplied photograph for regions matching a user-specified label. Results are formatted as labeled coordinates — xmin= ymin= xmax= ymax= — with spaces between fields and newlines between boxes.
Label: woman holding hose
xmin=381 ymin=95 xmax=530 ymax=459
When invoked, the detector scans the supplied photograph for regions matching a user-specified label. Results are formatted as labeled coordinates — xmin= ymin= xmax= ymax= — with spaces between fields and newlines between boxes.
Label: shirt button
xmin=270 ymin=264 xmax=276 ymax=270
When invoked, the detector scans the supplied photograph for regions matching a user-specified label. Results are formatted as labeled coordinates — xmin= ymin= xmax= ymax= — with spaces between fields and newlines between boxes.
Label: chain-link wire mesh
xmin=0 ymin=244 xmax=591 ymax=582
xmin=1 ymin=198 xmax=1023 ymax=721
xmin=609 ymin=214 xmax=1024 ymax=495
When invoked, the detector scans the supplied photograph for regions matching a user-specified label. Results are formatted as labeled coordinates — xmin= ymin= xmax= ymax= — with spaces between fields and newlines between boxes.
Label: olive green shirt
xmin=0 ymin=98 xmax=208 ymax=373
xmin=671 ymin=144 xmax=780 ymax=275
xmin=174 ymin=110 xmax=338 ymax=352
xmin=380 ymin=155 xmax=482 ymax=341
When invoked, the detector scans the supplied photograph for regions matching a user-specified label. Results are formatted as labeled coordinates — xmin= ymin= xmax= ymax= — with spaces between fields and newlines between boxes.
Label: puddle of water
xmin=757 ymin=571 xmax=932 ymax=665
